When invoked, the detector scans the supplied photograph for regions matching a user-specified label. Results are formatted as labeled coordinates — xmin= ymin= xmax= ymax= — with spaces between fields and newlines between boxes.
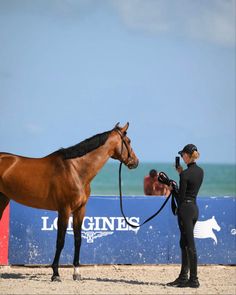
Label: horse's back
xmin=0 ymin=152 xmax=19 ymax=172
xmin=0 ymin=152 xmax=63 ymax=179
xmin=0 ymin=152 xmax=43 ymax=172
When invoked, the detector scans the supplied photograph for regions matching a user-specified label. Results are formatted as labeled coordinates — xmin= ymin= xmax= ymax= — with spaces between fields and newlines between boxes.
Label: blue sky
xmin=0 ymin=0 xmax=235 ymax=163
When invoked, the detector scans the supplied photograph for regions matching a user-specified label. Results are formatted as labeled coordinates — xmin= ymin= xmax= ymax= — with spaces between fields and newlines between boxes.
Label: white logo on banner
xmin=194 ymin=216 xmax=221 ymax=244
xmin=41 ymin=216 xmax=140 ymax=243
xmin=231 ymin=229 xmax=236 ymax=235
xmin=81 ymin=231 xmax=113 ymax=243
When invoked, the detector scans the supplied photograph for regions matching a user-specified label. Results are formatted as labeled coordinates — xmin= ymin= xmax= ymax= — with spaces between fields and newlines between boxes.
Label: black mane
xmin=58 ymin=130 xmax=111 ymax=159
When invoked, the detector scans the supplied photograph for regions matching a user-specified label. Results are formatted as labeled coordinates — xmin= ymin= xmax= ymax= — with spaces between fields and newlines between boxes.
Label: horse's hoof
xmin=73 ymin=274 xmax=81 ymax=281
xmin=51 ymin=275 xmax=61 ymax=282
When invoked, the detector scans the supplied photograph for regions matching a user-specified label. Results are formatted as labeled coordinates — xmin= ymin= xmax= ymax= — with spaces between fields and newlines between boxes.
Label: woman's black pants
xmin=177 ymin=202 xmax=199 ymax=280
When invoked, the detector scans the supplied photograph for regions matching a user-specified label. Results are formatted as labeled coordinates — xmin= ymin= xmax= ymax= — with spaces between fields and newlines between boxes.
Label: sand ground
xmin=0 ymin=264 xmax=235 ymax=295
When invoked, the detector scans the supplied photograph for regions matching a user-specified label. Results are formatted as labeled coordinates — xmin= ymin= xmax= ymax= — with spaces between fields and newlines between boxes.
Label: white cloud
xmin=112 ymin=0 xmax=170 ymax=33
xmin=186 ymin=0 xmax=236 ymax=46
xmin=112 ymin=0 xmax=236 ymax=47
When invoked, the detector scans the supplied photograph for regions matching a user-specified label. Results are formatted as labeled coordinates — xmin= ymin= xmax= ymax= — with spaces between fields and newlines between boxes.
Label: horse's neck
xmin=71 ymin=141 xmax=112 ymax=184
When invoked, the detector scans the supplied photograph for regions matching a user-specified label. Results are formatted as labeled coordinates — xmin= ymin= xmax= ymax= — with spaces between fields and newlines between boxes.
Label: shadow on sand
xmin=82 ymin=276 xmax=165 ymax=286
xmin=0 ymin=272 xmax=45 ymax=281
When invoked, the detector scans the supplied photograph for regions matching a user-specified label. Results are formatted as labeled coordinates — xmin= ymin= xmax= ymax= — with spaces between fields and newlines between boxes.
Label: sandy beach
xmin=0 ymin=264 xmax=235 ymax=295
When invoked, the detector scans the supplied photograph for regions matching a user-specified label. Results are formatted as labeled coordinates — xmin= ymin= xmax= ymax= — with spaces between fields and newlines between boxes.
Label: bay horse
xmin=0 ymin=122 xmax=139 ymax=281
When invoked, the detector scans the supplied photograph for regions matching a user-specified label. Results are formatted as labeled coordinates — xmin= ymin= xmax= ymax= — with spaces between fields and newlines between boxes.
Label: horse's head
xmin=111 ymin=122 xmax=139 ymax=169
xmin=211 ymin=216 xmax=221 ymax=232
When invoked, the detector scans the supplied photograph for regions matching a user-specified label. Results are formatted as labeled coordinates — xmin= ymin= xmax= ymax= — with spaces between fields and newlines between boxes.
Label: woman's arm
xmin=178 ymin=172 xmax=187 ymax=202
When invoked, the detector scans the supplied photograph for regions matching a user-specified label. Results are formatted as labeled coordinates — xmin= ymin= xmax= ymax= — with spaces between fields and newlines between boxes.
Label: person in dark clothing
xmin=167 ymin=144 xmax=204 ymax=288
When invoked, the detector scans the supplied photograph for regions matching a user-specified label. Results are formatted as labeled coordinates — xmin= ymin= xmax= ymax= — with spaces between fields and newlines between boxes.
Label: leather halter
xmin=115 ymin=128 xmax=132 ymax=164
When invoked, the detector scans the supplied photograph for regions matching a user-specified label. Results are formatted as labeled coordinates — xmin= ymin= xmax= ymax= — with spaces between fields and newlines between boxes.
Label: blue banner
xmin=9 ymin=196 xmax=236 ymax=265
xmin=168 ymin=197 xmax=236 ymax=264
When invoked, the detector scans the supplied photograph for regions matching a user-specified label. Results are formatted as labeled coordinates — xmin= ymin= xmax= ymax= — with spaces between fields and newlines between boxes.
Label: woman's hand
xmin=176 ymin=165 xmax=183 ymax=174
xmin=168 ymin=183 xmax=173 ymax=191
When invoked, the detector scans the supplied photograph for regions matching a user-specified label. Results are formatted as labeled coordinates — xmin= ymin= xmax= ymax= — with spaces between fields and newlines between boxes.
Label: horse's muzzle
xmin=127 ymin=158 xmax=139 ymax=169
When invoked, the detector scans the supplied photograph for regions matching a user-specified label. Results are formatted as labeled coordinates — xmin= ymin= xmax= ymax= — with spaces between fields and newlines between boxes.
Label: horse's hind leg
xmin=72 ymin=205 xmax=86 ymax=281
xmin=0 ymin=193 xmax=9 ymax=221
xmin=51 ymin=208 xmax=70 ymax=282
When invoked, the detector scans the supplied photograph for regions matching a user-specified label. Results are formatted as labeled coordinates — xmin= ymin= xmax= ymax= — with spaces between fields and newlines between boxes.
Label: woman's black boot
xmin=167 ymin=274 xmax=188 ymax=287
xmin=167 ymin=247 xmax=189 ymax=287
xmin=177 ymin=247 xmax=200 ymax=288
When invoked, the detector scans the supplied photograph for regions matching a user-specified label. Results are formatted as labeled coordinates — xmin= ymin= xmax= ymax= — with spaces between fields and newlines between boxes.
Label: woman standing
xmin=167 ymin=144 xmax=204 ymax=288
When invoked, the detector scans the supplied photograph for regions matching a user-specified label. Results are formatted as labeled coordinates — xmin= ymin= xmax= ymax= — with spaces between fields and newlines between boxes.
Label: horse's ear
xmin=114 ymin=122 xmax=120 ymax=129
xmin=121 ymin=122 xmax=129 ymax=133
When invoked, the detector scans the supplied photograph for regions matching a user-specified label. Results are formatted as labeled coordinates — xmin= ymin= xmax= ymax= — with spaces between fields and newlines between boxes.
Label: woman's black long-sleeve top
xmin=178 ymin=162 xmax=204 ymax=203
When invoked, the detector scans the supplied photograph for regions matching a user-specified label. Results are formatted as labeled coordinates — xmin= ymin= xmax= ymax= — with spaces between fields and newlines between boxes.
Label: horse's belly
xmin=8 ymin=194 xmax=57 ymax=211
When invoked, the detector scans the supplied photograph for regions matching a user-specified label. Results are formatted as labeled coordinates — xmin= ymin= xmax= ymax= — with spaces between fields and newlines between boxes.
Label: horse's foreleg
xmin=0 ymin=193 xmax=9 ymax=220
xmin=51 ymin=209 xmax=70 ymax=282
xmin=72 ymin=205 xmax=86 ymax=281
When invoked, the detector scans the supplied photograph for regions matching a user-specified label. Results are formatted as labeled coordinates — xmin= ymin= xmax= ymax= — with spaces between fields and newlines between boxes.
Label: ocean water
xmin=91 ymin=162 xmax=236 ymax=197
